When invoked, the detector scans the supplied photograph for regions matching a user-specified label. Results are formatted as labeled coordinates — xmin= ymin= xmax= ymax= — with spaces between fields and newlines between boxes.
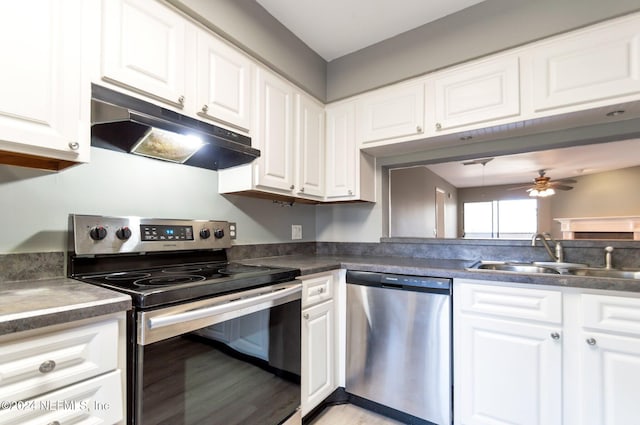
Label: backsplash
xmin=0 ymin=252 xmax=64 ymax=283
xmin=2 ymin=239 xmax=638 ymax=283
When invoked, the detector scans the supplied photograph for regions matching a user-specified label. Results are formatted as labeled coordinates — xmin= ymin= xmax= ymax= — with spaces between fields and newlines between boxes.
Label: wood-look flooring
xmin=309 ymin=404 xmax=406 ymax=425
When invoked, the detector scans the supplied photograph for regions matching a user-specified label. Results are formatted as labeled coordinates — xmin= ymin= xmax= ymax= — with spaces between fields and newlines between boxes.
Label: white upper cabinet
xmin=0 ymin=0 xmax=89 ymax=169
xmin=429 ymin=55 xmax=520 ymax=132
xmin=325 ymin=101 xmax=357 ymax=199
xmin=254 ymin=67 xmax=296 ymax=193
xmin=357 ymin=80 xmax=425 ymax=145
xmin=101 ymin=0 xmax=190 ymax=109
xmin=530 ymin=13 xmax=640 ymax=112
xmin=296 ymin=93 xmax=325 ymax=199
xmin=196 ymin=30 xmax=253 ymax=131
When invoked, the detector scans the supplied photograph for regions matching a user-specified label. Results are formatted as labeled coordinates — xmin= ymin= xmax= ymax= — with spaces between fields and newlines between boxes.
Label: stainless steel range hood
xmin=90 ymin=84 xmax=259 ymax=170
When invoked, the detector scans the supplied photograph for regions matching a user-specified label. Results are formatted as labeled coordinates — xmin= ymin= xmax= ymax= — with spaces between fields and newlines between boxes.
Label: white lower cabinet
xmin=578 ymin=293 xmax=640 ymax=425
xmin=455 ymin=279 xmax=640 ymax=425
xmin=0 ymin=314 xmax=126 ymax=425
xmin=300 ymin=271 xmax=339 ymax=417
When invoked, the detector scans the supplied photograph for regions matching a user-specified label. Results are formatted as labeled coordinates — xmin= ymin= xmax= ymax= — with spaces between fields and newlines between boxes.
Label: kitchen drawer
xmin=0 ymin=319 xmax=119 ymax=402
xmin=300 ymin=272 xmax=334 ymax=308
xmin=0 ymin=369 xmax=123 ymax=425
xmin=582 ymin=293 xmax=640 ymax=336
xmin=456 ymin=280 xmax=562 ymax=324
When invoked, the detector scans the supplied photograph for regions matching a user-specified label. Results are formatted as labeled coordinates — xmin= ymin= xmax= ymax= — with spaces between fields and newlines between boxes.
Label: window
xmin=463 ymin=199 xmax=537 ymax=239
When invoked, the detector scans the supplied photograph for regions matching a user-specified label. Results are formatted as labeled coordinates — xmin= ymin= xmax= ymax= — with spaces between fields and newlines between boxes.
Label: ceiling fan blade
xmin=552 ymin=184 xmax=574 ymax=191
xmin=555 ymin=178 xmax=577 ymax=184
xmin=507 ymin=185 xmax=535 ymax=190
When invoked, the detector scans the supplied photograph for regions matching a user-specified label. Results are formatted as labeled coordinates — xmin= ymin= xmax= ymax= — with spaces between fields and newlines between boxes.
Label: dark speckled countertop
xmin=241 ymin=254 xmax=640 ymax=293
xmin=0 ymin=278 xmax=131 ymax=336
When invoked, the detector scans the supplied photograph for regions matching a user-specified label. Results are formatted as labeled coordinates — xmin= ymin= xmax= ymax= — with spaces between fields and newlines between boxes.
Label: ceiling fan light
xmin=530 ymin=187 xmax=556 ymax=197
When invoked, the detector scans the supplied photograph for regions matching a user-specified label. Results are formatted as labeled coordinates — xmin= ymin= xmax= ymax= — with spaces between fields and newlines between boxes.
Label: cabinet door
xmin=456 ymin=314 xmax=562 ymax=425
xmin=0 ymin=0 xmax=85 ymax=164
xmin=358 ymin=81 xmax=424 ymax=144
xmin=433 ymin=56 xmax=520 ymax=131
xmin=196 ymin=31 xmax=252 ymax=131
xmin=579 ymin=332 xmax=640 ymax=425
xmin=531 ymin=14 xmax=640 ymax=112
xmin=296 ymin=93 xmax=325 ymax=199
xmin=325 ymin=102 xmax=357 ymax=199
xmin=254 ymin=68 xmax=295 ymax=192
xmin=102 ymin=0 xmax=188 ymax=108
xmin=0 ymin=370 xmax=123 ymax=425
xmin=0 ymin=319 xmax=119 ymax=402
xmin=301 ymin=300 xmax=335 ymax=416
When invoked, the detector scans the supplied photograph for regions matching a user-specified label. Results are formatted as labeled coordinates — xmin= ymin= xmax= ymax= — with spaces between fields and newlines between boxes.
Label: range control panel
xmin=71 ymin=214 xmax=232 ymax=256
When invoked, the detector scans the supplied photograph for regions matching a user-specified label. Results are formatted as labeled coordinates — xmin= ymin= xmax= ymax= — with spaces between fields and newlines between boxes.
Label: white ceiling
xmin=425 ymin=139 xmax=640 ymax=188
xmin=255 ymin=0 xmax=487 ymax=61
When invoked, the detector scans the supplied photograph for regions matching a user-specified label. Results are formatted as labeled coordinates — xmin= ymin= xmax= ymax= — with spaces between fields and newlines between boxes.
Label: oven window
xmin=137 ymin=300 xmax=301 ymax=425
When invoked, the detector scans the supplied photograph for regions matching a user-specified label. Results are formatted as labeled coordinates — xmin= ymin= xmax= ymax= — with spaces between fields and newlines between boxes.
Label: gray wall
xmin=326 ymin=0 xmax=640 ymax=100
xmin=169 ymin=0 xmax=327 ymax=101
xmin=0 ymin=148 xmax=317 ymax=254
xmin=169 ymin=0 xmax=640 ymax=101
xmin=389 ymin=167 xmax=457 ymax=238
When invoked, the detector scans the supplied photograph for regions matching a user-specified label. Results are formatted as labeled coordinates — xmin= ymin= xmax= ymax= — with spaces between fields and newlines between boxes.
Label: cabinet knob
xmin=300 ymin=187 xmax=305 ymax=193
xmin=47 ymin=422 xmax=61 ymax=425
xmin=435 ymin=122 xmax=442 ymax=131
xmin=550 ymin=332 xmax=560 ymax=340
xmin=586 ymin=338 xmax=597 ymax=346
xmin=317 ymin=287 xmax=325 ymax=294
xmin=39 ymin=360 xmax=56 ymax=374
xmin=178 ymin=95 xmax=185 ymax=106
xmin=202 ymin=104 xmax=209 ymax=113
xmin=290 ymin=185 xmax=295 ymax=190
xmin=348 ymin=190 xmax=353 ymax=196
xmin=303 ymin=313 xmax=310 ymax=320
xmin=416 ymin=125 xmax=423 ymax=133
xmin=68 ymin=141 xmax=80 ymax=151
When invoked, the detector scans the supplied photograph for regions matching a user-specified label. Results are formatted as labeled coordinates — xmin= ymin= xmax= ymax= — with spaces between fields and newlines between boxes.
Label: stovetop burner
xmin=134 ymin=275 xmax=206 ymax=286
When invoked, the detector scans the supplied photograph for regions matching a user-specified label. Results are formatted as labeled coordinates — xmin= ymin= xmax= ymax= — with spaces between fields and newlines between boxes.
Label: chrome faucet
xmin=531 ymin=232 xmax=564 ymax=263
xmin=604 ymin=246 xmax=614 ymax=269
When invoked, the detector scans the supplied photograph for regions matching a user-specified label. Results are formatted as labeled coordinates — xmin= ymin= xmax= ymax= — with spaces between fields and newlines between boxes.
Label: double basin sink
xmin=469 ymin=261 xmax=640 ymax=279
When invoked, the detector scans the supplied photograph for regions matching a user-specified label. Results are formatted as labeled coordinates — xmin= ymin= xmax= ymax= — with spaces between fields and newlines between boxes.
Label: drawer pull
xmin=48 ymin=422 xmax=61 ymax=425
xmin=550 ymin=332 xmax=560 ymax=340
xmin=39 ymin=360 xmax=56 ymax=374
xmin=303 ymin=313 xmax=310 ymax=320
xmin=317 ymin=287 xmax=325 ymax=294
xmin=586 ymin=338 xmax=597 ymax=346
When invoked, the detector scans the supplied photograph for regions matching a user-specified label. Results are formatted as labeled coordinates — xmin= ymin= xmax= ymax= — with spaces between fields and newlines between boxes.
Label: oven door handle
xmin=147 ymin=283 xmax=301 ymax=331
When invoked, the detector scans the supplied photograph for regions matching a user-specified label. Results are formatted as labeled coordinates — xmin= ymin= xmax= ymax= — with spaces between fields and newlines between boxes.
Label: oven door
xmin=135 ymin=282 xmax=301 ymax=425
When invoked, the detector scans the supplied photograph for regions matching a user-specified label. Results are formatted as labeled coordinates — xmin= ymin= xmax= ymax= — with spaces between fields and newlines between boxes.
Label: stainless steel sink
xmin=473 ymin=262 xmax=561 ymax=274
xmin=567 ymin=268 xmax=640 ymax=279
xmin=469 ymin=260 xmax=640 ymax=279
xmin=532 ymin=261 xmax=589 ymax=269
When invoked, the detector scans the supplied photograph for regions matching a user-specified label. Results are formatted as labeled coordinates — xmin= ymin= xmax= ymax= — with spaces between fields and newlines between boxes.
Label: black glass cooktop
xmin=75 ymin=261 xmax=300 ymax=309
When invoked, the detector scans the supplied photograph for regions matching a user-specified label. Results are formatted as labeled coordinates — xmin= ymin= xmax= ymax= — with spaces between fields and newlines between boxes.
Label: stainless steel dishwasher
xmin=346 ymin=270 xmax=452 ymax=425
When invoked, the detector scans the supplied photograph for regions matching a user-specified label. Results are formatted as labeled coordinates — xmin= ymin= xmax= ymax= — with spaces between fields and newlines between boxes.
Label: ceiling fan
xmin=509 ymin=169 xmax=576 ymax=197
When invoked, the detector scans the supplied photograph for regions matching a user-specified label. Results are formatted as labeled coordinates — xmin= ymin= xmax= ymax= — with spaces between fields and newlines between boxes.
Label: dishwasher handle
xmin=346 ymin=270 xmax=451 ymax=294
